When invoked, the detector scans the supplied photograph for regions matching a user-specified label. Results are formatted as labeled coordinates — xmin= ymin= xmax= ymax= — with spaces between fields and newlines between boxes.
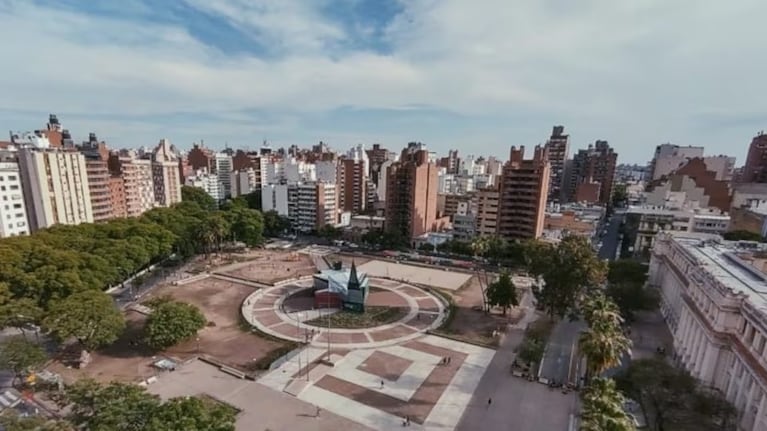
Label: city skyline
xmin=1 ymin=1 xmax=765 ymax=164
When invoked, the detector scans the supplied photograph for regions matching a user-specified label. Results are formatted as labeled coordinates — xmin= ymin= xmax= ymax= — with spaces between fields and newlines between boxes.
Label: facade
xmin=230 ymin=169 xmax=259 ymax=197
xmin=744 ymin=133 xmax=767 ymax=184
xmin=475 ymin=186 xmax=500 ymax=237
xmin=339 ymin=155 xmax=368 ymax=213
xmin=704 ymin=155 xmax=737 ymax=182
xmin=645 ymin=158 xmax=732 ymax=213
xmin=545 ymin=125 xmax=569 ymax=204
xmin=261 ymin=184 xmax=289 ymax=216
xmin=214 ymin=153 xmax=233 ymax=199
xmin=151 ymin=139 xmax=182 ymax=207
xmin=0 ymin=149 xmax=29 ymax=237
xmin=438 ymin=149 xmax=461 ymax=175
xmin=625 ymin=207 xmax=730 ymax=256
xmin=287 ymin=182 xmax=338 ymax=233
xmin=185 ymin=170 xmax=223 ymax=203
xmin=649 ymin=143 xmax=705 ymax=181
xmin=567 ymin=140 xmax=617 ymax=205
xmin=77 ymin=134 xmax=114 ymax=222
xmin=187 ymin=142 xmax=214 ymax=172
xmin=349 ymin=215 xmax=385 ymax=233
xmin=650 ymin=232 xmax=767 ymax=431
xmin=385 ymin=143 xmax=439 ymax=238
xmin=18 ymin=148 xmax=93 ymax=231
xmin=497 ymin=145 xmax=550 ymax=241
xmin=108 ymin=176 xmax=127 ymax=218
xmin=112 ymin=152 xmax=155 ymax=217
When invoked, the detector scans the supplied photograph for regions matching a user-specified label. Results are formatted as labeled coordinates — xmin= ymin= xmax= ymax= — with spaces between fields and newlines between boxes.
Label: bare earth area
xmin=220 ymin=250 xmax=317 ymax=284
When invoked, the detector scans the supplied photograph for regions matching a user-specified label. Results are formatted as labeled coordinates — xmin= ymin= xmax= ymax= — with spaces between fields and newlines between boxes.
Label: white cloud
xmin=0 ymin=0 xmax=765 ymax=162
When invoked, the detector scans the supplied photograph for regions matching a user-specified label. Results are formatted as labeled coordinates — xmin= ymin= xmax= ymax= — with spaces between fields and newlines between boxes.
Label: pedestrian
xmin=381 ymin=380 xmax=385 ymax=389
xmin=316 ymin=407 xmax=321 ymax=417
xmin=487 ymin=397 xmax=492 ymax=408
xmin=406 ymin=415 xmax=411 ymax=426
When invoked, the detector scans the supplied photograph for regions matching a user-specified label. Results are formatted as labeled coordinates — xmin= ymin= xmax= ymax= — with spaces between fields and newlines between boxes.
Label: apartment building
xmin=567 ymin=140 xmax=617 ymax=205
xmin=261 ymin=184 xmax=289 ymax=216
xmin=151 ymin=139 xmax=182 ymax=207
xmin=18 ymin=147 xmax=93 ymax=231
xmin=339 ymin=146 xmax=369 ymax=213
xmin=109 ymin=151 xmax=155 ymax=217
xmin=385 ymin=143 xmax=439 ymax=238
xmin=625 ymin=206 xmax=730 ymax=256
xmin=0 ymin=149 xmax=29 ymax=237
xmin=496 ymin=145 xmax=550 ymax=241
xmin=287 ymin=182 xmax=338 ymax=233
xmin=214 ymin=153 xmax=233 ymax=199
xmin=77 ymin=134 xmax=114 ymax=222
xmin=650 ymin=232 xmax=767 ymax=431
xmin=544 ymin=125 xmax=569 ymax=204
xmin=475 ymin=186 xmax=500 ymax=237
xmin=649 ymin=143 xmax=705 ymax=181
xmin=743 ymin=132 xmax=767 ymax=184
xmin=185 ymin=170 xmax=223 ymax=203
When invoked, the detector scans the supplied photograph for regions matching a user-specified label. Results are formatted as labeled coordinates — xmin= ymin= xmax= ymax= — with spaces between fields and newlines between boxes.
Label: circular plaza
xmin=241 ymin=275 xmax=447 ymax=349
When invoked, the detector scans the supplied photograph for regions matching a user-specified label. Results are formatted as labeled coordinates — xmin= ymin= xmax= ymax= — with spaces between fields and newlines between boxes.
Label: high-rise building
xmin=214 ymin=153 xmax=233 ymax=199
xmin=230 ymin=169 xmax=259 ymax=197
xmin=109 ymin=151 xmax=155 ymax=217
xmin=185 ymin=170 xmax=223 ymax=202
xmin=648 ymin=143 xmax=705 ymax=181
xmin=544 ymin=126 xmax=569 ymax=205
xmin=475 ymin=186 xmax=500 ymax=237
xmin=743 ymin=132 xmax=767 ymax=183
xmin=19 ymin=147 xmax=93 ymax=231
xmin=385 ymin=143 xmax=439 ymax=238
xmin=0 ymin=148 xmax=29 ymax=237
xmin=109 ymin=176 xmax=127 ymax=218
xmin=287 ymin=182 xmax=338 ymax=233
xmin=496 ymin=146 xmax=550 ymax=240
xmin=77 ymin=133 xmax=114 ymax=222
xmin=339 ymin=145 xmax=370 ymax=214
xmin=439 ymin=150 xmax=460 ymax=175
xmin=566 ymin=140 xmax=618 ymax=205
xmin=261 ymin=184 xmax=289 ymax=216
xmin=151 ymin=139 xmax=182 ymax=207
xmin=187 ymin=142 xmax=214 ymax=172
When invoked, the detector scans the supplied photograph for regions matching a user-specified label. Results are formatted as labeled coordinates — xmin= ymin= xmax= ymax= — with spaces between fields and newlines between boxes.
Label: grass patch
xmin=303 ymin=306 xmax=406 ymax=329
xmin=249 ymin=342 xmax=300 ymax=371
xmin=197 ymin=394 xmax=241 ymax=416
xmin=515 ymin=318 xmax=556 ymax=366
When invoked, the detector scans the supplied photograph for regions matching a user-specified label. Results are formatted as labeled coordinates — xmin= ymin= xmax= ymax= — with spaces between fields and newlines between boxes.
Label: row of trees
xmin=0 ymin=379 xmax=236 ymax=431
xmin=0 ymin=186 xmax=265 ymax=353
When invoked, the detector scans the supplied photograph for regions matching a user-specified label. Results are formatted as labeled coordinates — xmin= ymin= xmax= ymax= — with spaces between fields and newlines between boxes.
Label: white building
xmin=316 ymin=160 xmax=338 ymax=183
xmin=649 ymin=143 xmax=704 ymax=180
xmin=0 ymin=149 xmax=29 ymax=237
xmin=261 ymin=184 xmax=289 ymax=216
xmin=214 ymin=153 xmax=233 ymax=198
xmin=650 ymin=232 xmax=767 ymax=431
xmin=627 ymin=206 xmax=730 ymax=256
xmin=704 ymin=155 xmax=736 ymax=182
xmin=18 ymin=148 xmax=93 ymax=231
xmin=230 ymin=169 xmax=259 ymax=198
xmin=287 ymin=182 xmax=337 ymax=233
xmin=151 ymin=139 xmax=182 ymax=207
xmin=185 ymin=170 xmax=223 ymax=203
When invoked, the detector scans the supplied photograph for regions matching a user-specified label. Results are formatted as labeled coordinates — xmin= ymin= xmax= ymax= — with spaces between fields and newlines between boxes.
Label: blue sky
xmin=1 ymin=0 xmax=766 ymax=163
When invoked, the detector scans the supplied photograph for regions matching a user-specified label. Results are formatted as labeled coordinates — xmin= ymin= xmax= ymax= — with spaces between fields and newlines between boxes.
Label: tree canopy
xmin=181 ymin=185 xmax=217 ymax=211
xmin=43 ymin=291 xmax=125 ymax=351
xmin=616 ymin=358 xmax=736 ymax=431
xmin=579 ymin=294 xmax=631 ymax=379
xmin=486 ymin=272 xmax=519 ymax=316
xmin=61 ymin=379 xmax=237 ymax=431
xmin=722 ymin=230 xmax=764 ymax=242
xmin=144 ymin=298 xmax=207 ymax=350
xmin=0 ymin=336 xmax=48 ymax=384
xmin=263 ymin=210 xmax=291 ymax=237
xmin=580 ymin=377 xmax=636 ymax=431
xmin=528 ymin=235 xmax=608 ymax=318
xmin=606 ymin=260 xmax=658 ymax=322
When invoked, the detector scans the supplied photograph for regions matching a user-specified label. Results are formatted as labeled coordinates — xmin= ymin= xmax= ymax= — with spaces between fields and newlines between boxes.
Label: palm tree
xmin=470 ymin=236 xmax=489 ymax=258
xmin=580 ymin=378 xmax=636 ymax=431
xmin=579 ymin=326 xmax=632 ymax=379
xmin=583 ymin=294 xmax=624 ymax=330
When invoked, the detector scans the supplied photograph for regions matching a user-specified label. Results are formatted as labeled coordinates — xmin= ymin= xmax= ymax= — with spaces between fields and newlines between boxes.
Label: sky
xmin=0 ymin=0 xmax=765 ymax=164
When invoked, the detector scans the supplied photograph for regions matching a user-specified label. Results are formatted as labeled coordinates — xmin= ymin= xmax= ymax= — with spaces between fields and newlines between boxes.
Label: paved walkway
xmin=242 ymin=277 xmax=448 ymax=349
xmin=258 ymin=335 xmax=494 ymax=430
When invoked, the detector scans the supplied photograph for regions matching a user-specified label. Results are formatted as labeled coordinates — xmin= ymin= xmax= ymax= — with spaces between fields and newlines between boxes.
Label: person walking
xmin=380 ymin=380 xmax=385 ymax=389
xmin=316 ymin=407 xmax=321 ymax=418
xmin=487 ymin=397 xmax=492 ymax=408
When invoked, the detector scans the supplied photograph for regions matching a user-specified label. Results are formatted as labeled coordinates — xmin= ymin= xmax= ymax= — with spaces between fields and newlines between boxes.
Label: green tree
xmin=0 ymin=336 xmax=48 ymax=385
xmin=263 ymin=210 xmax=290 ymax=237
xmin=146 ymin=397 xmax=236 ymax=431
xmin=43 ymin=291 xmax=125 ymax=351
xmin=722 ymin=230 xmax=763 ymax=242
xmin=606 ymin=260 xmax=658 ymax=322
xmin=529 ymin=235 xmax=608 ymax=318
xmin=227 ymin=207 xmax=264 ymax=246
xmin=611 ymin=183 xmax=629 ymax=209
xmin=582 ymin=294 xmax=624 ymax=331
xmin=64 ymin=379 xmax=160 ymax=431
xmin=486 ymin=272 xmax=519 ymax=316
xmin=144 ymin=298 xmax=207 ymax=350
xmin=242 ymin=190 xmax=262 ymax=210
xmin=579 ymin=377 xmax=636 ymax=431
xmin=201 ymin=212 xmax=231 ymax=254
xmin=0 ymin=415 xmax=73 ymax=431
xmin=317 ymin=224 xmax=342 ymax=240
xmin=181 ymin=185 xmax=217 ymax=211
xmin=579 ymin=295 xmax=631 ymax=379
xmin=0 ymin=296 xmax=43 ymax=339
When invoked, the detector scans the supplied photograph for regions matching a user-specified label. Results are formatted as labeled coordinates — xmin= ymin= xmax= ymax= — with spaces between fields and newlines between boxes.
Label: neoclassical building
xmin=650 ymin=231 xmax=767 ymax=431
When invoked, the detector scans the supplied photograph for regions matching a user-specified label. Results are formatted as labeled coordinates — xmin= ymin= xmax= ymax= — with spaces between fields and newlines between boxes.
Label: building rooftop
xmin=672 ymin=232 xmax=767 ymax=308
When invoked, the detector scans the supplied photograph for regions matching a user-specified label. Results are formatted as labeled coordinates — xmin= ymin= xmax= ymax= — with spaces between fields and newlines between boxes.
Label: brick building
xmin=385 ymin=143 xmax=439 ymax=239
xmin=497 ymin=145 xmax=550 ymax=240
xmin=743 ymin=132 xmax=767 ymax=183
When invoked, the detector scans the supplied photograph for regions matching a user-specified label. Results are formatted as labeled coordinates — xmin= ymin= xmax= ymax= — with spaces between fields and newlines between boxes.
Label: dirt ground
xmin=325 ymin=253 xmax=371 ymax=268
xmin=440 ymin=273 xmax=523 ymax=345
xmin=220 ymin=250 xmax=317 ymax=284
xmin=50 ymin=277 xmax=286 ymax=384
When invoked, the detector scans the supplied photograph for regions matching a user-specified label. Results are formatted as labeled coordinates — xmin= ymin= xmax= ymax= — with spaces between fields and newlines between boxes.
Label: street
xmin=538 ymin=212 xmax=624 ymax=384
xmin=457 ymin=291 xmax=576 ymax=431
